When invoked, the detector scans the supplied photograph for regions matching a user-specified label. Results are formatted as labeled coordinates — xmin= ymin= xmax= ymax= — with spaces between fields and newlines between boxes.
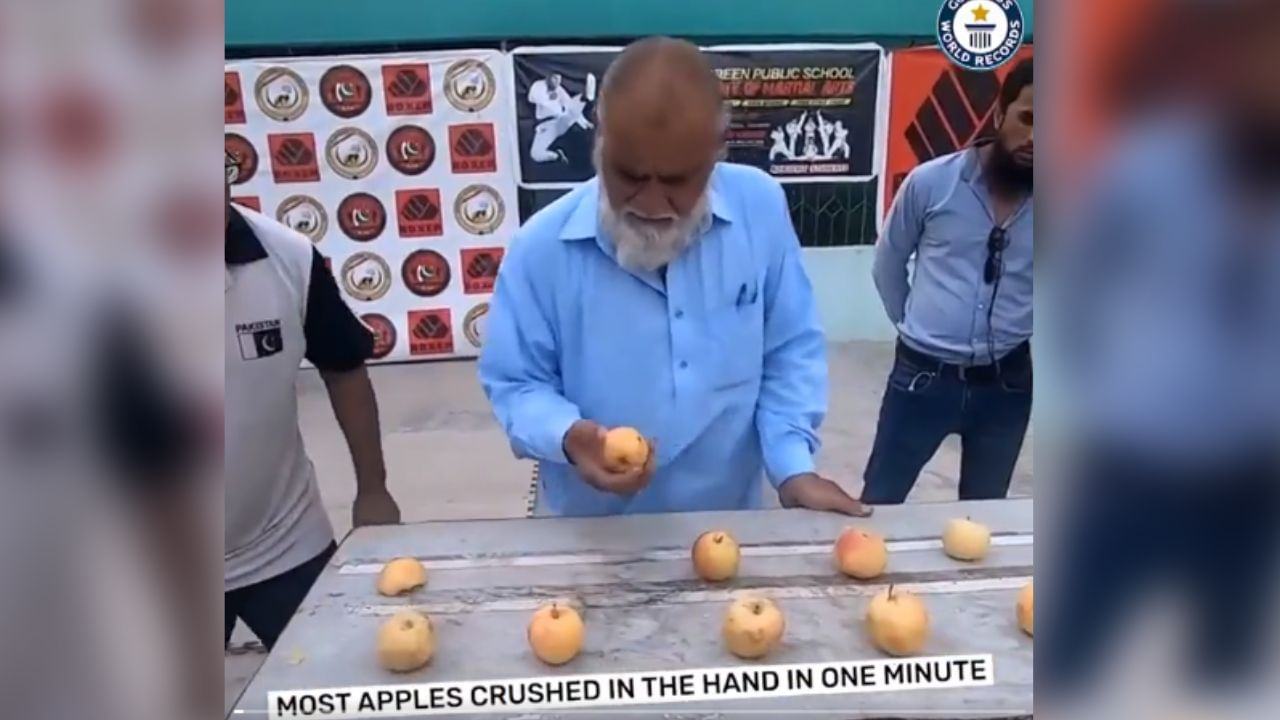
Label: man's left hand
xmin=353 ymin=489 xmax=402 ymax=527
xmin=778 ymin=473 xmax=873 ymax=517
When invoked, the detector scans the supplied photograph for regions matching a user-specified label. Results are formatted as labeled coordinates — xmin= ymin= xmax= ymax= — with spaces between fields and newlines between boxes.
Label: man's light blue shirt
xmin=873 ymin=144 xmax=1033 ymax=365
xmin=478 ymin=162 xmax=827 ymax=516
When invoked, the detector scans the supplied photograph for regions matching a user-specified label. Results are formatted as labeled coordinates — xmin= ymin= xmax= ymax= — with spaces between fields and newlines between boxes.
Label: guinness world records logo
xmin=937 ymin=0 xmax=1026 ymax=71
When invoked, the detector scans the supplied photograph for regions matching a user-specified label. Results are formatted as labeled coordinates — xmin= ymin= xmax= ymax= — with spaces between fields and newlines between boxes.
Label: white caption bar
xmin=268 ymin=653 xmax=994 ymax=719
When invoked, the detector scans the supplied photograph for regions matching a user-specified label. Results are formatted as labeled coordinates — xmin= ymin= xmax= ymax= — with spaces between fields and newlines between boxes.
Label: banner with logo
xmin=510 ymin=44 xmax=886 ymax=246
xmin=884 ymin=44 xmax=1032 ymax=214
xmin=224 ymin=51 xmax=513 ymax=362
xmin=510 ymin=44 xmax=883 ymax=185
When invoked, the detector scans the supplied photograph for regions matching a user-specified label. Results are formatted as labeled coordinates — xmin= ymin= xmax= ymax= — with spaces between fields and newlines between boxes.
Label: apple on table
xmin=865 ymin=585 xmax=930 ymax=656
xmin=692 ymin=530 xmax=741 ymax=582
xmin=377 ymin=610 xmax=435 ymax=672
xmin=723 ymin=596 xmax=785 ymax=659
xmin=833 ymin=527 xmax=888 ymax=579
xmin=528 ymin=602 xmax=585 ymax=665
xmin=942 ymin=517 xmax=991 ymax=561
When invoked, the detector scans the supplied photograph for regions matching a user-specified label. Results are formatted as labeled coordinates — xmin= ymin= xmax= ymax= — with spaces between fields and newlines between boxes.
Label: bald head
xmin=598 ymin=37 xmax=723 ymax=129
xmin=595 ymin=37 xmax=724 ymax=226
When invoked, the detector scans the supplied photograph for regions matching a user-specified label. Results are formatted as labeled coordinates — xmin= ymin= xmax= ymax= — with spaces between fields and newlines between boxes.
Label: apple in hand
xmin=865 ymin=585 xmax=929 ymax=656
xmin=1016 ymin=581 xmax=1033 ymax=636
xmin=602 ymin=427 xmax=650 ymax=471
xmin=833 ymin=527 xmax=888 ymax=579
xmin=377 ymin=610 xmax=435 ymax=672
xmin=942 ymin=517 xmax=991 ymax=561
xmin=723 ymin=596 xmax=786 ymax=659
xmin=692 ymin=531 xmax=741 ymax=582
xmin=528 ymin=602 xmax=585 ymax=665
xmin=377 ymin=557 xmax=427 ymax=596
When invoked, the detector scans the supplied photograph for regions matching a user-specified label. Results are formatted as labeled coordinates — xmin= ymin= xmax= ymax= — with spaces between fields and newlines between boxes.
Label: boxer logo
xmin=325 ymin=127 xmax=379 ymax=180
xmin=463 ymin=303 xmax=489 ymax=348
xmin=453 ymin=184 xmax=505 ymax=235
xmin=267 ymin=133 xmax=320 ymax=183
xmin=382 ymin=64 xmax=433 ymax=116
xmin=360 ymin=313 xmax=397 ymax=360
xmin=401 ymin=250 xmax=451 ymax=297
xmin=341 ymin=252 xmax=393 ymax=302
xmin=408 ymin=309 xmax=454 ymax=356
xmin=319 ymin=65 xmax=373 ymax=118
xmin=225 ymin=72 xmax=246 ymax=124
xmin=235 ymin=319 xmax=284 ymax=361
xmin=449 ymin=123 xmax=497 ymax=173
xmin=337 ymin=193 xmax=387 ymax=242
xmin=443 ymin=59 xmax=496 ymax=112
xmin=224 ymin=133 xmax=258 ymax=184
xmin=386 ymin=125 xmax=436 ymax=176
xmin=276 ymin=195 xmax=329 ymax=244
xmin=460 ymin=247 xmax=504 ymax=294
xmin=395 ymin=189 xmax=444 ymax=238
xmin=254 ymin=67 xmax=309 ymax=122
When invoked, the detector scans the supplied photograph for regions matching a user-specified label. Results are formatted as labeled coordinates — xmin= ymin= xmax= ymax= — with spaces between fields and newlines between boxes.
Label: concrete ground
xmin=224 ymin=341 xmax=1032 ymax=713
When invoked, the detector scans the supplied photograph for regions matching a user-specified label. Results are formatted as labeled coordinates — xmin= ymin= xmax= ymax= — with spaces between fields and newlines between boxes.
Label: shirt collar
xmin=558 ymin=169 xmax=738 ymax=242
xmin=225 ymin=206 xmax=268 ymax=265
xmin=961 ymin=140 xmax=993 ymax=187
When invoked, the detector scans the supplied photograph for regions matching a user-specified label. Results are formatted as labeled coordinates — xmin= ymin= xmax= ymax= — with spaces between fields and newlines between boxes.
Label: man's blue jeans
xmin=861 ymin=340 xmax=1032 ymax=504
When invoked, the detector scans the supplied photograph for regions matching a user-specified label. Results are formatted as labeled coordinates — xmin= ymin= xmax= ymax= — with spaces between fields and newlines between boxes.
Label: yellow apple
xmin=942 ymin=517 xmax=991 ymax=561
xmin=376 ymin=557 xmax=428 ymax=596
xmin=692 ymin=530 xmax=741 ymax=582
xmin=602 ymin=427 xmax=649 ymax=471
xmin=865 ymin=585 xmax=930 ymax=656
xmin=377 ymin=610 xmax=435 ymax=672
xmin=1016 ymin=581 xmax=1033 ymax=636
xmin=833 ymin=527 xmax=888 ymax=579
xmin=528 ymin=602 xmax=585 ymax=665
xmin=722 ymin=596 xmax=785 ymax=659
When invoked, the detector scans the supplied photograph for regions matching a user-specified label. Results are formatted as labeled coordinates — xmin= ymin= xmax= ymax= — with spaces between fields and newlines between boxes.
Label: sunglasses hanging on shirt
xmin=984 ymin=226 xmax=1009 ymax=285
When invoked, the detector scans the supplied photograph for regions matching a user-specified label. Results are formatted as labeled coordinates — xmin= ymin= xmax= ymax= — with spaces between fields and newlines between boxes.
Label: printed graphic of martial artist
xmin=526 ymin=72 xmax=597 ymax=163
xmin=768 ymin=111 xmax=850 ymax=162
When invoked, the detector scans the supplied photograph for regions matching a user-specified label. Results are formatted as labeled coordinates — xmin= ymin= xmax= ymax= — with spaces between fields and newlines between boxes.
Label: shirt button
xmin=674 ymin=309 xmax=684 ymax=319
xmin=679 ymin=360 xmax=689 ymax=369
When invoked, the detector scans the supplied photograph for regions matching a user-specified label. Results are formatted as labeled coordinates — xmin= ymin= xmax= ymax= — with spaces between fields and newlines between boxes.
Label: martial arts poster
xmin=510 ymin=49 xmax=616 ymax=185
xmin=709 ymin=44 xmax=882 ymax=179
xmin=224 ymin=50 xmax=518 ymax=362
xmin=511 ymin=44 xmax=884 ymax=185
xmin=884 ymin=44 xmax=1033 ymax=215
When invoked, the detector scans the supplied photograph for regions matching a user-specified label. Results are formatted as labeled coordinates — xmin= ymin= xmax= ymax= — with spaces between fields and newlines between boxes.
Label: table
xmin=232 ymin=498 xmax=1032 ymax=719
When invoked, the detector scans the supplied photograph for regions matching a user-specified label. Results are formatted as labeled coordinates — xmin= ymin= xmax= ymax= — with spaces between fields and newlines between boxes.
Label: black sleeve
xmin=304 ymin=248 xmax=374 ymax=371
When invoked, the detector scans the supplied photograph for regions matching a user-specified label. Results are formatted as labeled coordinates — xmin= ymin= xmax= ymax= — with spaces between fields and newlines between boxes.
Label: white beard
xmin=598 ymin=191 xmax=709 ymax=272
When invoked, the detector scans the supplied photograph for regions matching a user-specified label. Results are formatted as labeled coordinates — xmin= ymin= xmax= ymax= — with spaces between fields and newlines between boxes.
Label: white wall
xmin=801 ymin=246 xmax=896 ymax=342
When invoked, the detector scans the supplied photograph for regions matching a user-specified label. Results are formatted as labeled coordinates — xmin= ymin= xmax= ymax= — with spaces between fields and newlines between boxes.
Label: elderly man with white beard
xmin=479 ymin=37 xmax=871 ymax=517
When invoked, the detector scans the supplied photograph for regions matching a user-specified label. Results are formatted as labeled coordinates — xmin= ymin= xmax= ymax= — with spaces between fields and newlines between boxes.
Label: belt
xmin=896 ymin=340 xmax=1030 ymax=384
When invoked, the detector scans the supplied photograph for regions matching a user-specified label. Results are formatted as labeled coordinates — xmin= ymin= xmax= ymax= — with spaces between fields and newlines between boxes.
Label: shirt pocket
xmin=708 ymin=279 xmax=765 ymax=391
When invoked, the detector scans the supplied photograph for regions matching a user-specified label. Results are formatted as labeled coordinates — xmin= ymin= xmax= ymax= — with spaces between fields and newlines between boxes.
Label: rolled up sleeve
xmin=754 ymin=182 xmax=828 ymax=488
xmin=477 ymin=236 xmax=581 ymax=465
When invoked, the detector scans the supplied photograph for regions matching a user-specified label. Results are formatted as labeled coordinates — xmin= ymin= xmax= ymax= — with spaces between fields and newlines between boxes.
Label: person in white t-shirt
xmin=223 ymin=168 xmax=399 ymax=649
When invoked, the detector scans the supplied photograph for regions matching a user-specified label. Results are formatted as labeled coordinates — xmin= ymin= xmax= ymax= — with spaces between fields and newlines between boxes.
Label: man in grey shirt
xmin=863 ymin=59 xmax=1033 ymax=504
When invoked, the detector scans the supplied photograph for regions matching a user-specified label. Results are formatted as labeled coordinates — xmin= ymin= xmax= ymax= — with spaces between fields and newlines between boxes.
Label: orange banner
xmin=884 ymin=46 xmax=1032 ymax=215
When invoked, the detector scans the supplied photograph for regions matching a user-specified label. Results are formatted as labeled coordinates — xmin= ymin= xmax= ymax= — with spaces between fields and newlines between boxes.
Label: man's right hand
xmin=563 ymin=419 xmax=655 ymax=496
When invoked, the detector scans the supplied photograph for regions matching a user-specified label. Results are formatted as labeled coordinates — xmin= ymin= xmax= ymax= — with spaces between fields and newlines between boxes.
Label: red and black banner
xmin=884 ymin=45 xmax=1033 ymax=214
